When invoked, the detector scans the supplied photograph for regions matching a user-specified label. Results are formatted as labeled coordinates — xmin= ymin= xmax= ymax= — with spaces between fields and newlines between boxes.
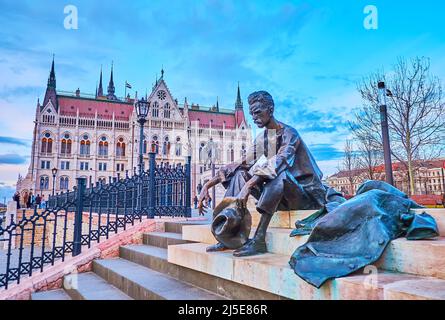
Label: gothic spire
xmin=235 ymin=82 xmax=243 ymax=110
xmin=107 ymin=62 xmax=117 ymax=100
xmin=43 ymin=55 xmax=58 ymax=109
xmin=216 ymin=96 xmax=219 ymax=112
xmin=47 ymin=54 xmax=56 ymax=88
xmin=97 ymin=65 xmax=103 ymax=97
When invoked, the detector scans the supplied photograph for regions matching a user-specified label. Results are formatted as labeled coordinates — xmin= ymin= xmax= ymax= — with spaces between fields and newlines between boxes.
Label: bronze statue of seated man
xmin=198 ymin=91 xmax=327 ymax=257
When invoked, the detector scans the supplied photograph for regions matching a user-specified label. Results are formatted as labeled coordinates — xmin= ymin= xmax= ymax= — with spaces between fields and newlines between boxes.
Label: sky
xmin=0 ymin=0 xmax=444 ymax=201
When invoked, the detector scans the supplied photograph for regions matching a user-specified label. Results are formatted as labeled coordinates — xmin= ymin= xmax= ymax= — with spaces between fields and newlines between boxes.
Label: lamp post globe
xmin=135 ymin=97 xmax=150 ymax=173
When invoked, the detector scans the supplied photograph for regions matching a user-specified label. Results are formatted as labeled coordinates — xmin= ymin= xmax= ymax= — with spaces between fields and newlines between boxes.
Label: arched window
xmin=163 ymin=103 xmax=171 ymax=118
xmin=151 ymin=135 xmax=159 ymax=154
xmin=152 ymin=102 xmax=159 ymax=118
xmin=227 ymin=144 xmax=234 ymax=162
xmin=60 ymin=176 xmax=69 ymax=190
xmin=39 ymin=176 xmax=49 ymax=190
xmin=80 ymin=134 xmax=91 ymax=156
xmin=240 ymin=144 xmax=247 ymax=158
xmin=61 ymin=133 xmax=72 ymax=155
xmin=199 ymin=142 xmax=206 ymax=161
xmin=41 ymin=133 xmax=53 ymax=153
xmin=163 ymin=136 xmax=171 ymax=156
xmin=116 ymin=137 xmax=126 ymax=157
xmin=175 ymin=137 xmax=182 ymax=156
xmin=98 ymin=136 xmax=109 ymax=156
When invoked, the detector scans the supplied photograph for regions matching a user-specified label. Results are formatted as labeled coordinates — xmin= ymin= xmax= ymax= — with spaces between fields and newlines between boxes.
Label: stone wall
xmin=13 ymin=209 xmax=118 ymax=248
xmin=0 ymin=217 xmax=166 ymax=300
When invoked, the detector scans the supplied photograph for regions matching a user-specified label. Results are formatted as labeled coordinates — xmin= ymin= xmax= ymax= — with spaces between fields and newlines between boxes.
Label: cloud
xmin=309 ymin=144 xmax=344 ymax=162
xmin=0 ymin=136 xmax=30 ymax=147
xmin=0 ymin=154 xmax=27 ymax=165
xmin=314 ymin=74 xmax=359 ymax=86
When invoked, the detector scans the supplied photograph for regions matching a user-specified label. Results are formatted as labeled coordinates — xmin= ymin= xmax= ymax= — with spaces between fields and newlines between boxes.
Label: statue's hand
xmin=236 ymin=185 xmax=251 ymax=208
xmin=198 ymin=186 xmax=210 ymax=215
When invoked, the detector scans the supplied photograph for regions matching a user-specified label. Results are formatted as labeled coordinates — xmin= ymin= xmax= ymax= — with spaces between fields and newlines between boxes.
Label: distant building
xmin=327 ymin=160 xmax=445 ymax=196
xmin=16 ymin=58 xmax=251 ymax=203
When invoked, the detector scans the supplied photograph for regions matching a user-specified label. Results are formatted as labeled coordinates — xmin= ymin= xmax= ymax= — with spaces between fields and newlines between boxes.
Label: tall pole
xmin=138 ymin=119 xmax=146 ymax=173
xmin=52 ymin=174 xmax=56 ymax=196
xmin=378 ymin=82 xmax=394 ymax=186
xmin=211 ymin=162 xmax=216 ymax=210
xmin=441 ymin=167 xmax=445 ymax=195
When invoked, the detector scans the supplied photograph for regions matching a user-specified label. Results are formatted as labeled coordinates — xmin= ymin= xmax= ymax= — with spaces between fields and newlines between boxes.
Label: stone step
xmin=93 ymin=257 xmax=226 ymax=300
xmin=63 ymin=272 xmax=132 ymax=300
xmin=247 ymin=207 xmax=445 ymax=234
xmin=182 ymin=224 xmax=445 ymax=280
xmin=31 ymin=289 xmax=72 ymax=300
xmin=164 ymin=220 xmax=211 ymax=234
xmin=168 ymin=243 xmax=445 ymax=300
xmin=120 ymin=244 xmax=285 ymax=300
xmin=143 ymin=231 xmax=192 ymax=249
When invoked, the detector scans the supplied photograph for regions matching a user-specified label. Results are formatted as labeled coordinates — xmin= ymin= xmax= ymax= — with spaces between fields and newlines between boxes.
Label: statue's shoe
xmin=233 ymin=239 xmax=267 ymax=257
xmin=206 ymin=242 xmax=229 ymax=252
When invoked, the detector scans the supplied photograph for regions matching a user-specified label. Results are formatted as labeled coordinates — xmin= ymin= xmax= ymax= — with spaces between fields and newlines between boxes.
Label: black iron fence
xmin=0 ymin=153 xmax=191 ymax=290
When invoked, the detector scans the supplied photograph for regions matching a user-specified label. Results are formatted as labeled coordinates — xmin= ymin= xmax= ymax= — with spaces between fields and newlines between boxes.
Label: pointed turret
xmin=48 ymin=55 xmax=56 ymax=88
xmin=216 ymin=97 xmax=220 ymax=112
xmin=235 ymin=82 xmax=243 ymax=110
xmin=43 ymin=55 xmax=58 ymax=110
xmin=234 ymin=82 xmax=245 ymax=128
xmin=97 ymin=66 xmax=104 ymax=97
xmin=183 ymin=97 xmax=189 ymax=119
xmin=107 ymin=62 xmax=117 ymax=100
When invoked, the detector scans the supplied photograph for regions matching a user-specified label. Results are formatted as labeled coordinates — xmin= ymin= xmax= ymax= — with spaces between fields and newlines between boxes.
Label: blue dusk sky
xmin=0 ymin=0 xmax=444 ymax=199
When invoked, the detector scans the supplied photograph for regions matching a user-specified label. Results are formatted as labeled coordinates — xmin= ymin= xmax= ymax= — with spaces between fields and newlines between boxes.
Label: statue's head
xmin=248 ymin=91 xmax=275 ymax=128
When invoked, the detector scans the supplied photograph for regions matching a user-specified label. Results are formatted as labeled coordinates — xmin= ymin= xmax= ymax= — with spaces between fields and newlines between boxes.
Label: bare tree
xmin=340 ymin=140 xmax=360 ymax=195
xmin=351 ymin=57 xmax=445 ymax=195
xmin=355 ymin=135 xmax=383 ymax=181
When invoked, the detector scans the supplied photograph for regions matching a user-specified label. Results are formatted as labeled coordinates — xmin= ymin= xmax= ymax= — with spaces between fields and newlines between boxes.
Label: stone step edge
xmin=92 ymin=258 xmax=226 ymax=300
xmin=31 ymin=289 xmax=72 ymax=300
xmin=167 ymin=242 xmax=445 ymax=300
xmin=119 ymin=244 xmax=286 ymax=300
xmin=181 ymin=224 xmax=445 ymax=280
xmin=63 ymin=272 xmax=132 ymax=300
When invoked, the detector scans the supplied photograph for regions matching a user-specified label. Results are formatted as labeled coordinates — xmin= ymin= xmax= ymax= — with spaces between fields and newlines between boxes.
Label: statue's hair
xmin=248 ymin=91 xmax=274 ymax=109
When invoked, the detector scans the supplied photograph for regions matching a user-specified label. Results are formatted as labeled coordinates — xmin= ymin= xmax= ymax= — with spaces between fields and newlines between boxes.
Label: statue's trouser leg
xmin=252 ymin=212 xmax=272 ymax=242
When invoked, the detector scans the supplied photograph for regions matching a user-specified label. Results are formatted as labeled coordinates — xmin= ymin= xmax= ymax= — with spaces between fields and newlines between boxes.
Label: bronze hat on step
xmin=211 ymin=197 xmax=252 ymax=249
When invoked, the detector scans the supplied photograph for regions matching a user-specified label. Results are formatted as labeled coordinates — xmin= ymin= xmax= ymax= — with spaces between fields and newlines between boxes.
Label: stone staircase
xmin=32 ymin=207 xmax=445 ymax=300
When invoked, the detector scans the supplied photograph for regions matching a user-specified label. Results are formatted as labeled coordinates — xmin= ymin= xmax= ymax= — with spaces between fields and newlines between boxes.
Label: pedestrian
xmin=23 ymin=191 xmax=29 ymax=209
xmin=207 ymin=196 xmax=212 ymax=210
xmin=40 ymin=195 xmax=46 ymax=209
xmin=30 ymin=192 xmax=35 ymax=207
xmin=35 ymin=194 xmax=42 ymax=209
xmin=13 ymin=192 xmax=20 ymax=209
xmin=193 ymin=196 xmax=198 ymax=209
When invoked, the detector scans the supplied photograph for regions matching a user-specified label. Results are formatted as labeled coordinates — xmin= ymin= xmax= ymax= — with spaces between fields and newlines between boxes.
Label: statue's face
xmin=249 ymin=102 xmax=273 ymax=128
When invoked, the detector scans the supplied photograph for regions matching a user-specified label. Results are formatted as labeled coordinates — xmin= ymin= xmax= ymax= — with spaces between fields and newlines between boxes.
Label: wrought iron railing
xmin=0 ymin=153 xmax=191 ymax=290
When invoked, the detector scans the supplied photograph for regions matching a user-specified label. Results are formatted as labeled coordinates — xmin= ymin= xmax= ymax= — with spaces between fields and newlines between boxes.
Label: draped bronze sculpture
xmin=198 ymin=91 xmax=439 ymax=286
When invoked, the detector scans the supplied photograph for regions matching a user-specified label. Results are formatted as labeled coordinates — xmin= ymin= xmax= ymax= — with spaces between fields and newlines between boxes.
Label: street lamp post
xmin=135 ymin=97 xmax=150 ymax=173
xmin=378 ymin=82 xmax=394 ymax=186
xmin=51 ymin=167 xmax=58 ymax=196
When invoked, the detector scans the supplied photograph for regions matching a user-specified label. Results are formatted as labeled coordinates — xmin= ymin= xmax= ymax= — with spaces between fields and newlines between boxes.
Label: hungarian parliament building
xmin=16 ymin=59 xmax=251 ymax=201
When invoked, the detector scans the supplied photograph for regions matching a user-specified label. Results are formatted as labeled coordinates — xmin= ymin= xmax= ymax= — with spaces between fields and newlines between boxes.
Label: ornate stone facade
xmin=16 ymin=59 xmax=251 ymax=202
xmin=327 ymin=160 xmax=445 ymax=196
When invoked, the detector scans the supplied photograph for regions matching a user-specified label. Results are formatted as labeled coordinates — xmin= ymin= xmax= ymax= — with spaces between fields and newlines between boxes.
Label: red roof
xmin=235 ymin=109 xmax=246 ymax=127
xmin=58 ymin=96 xmax=134 ymax=121
xmin=411 ymin=195 xmax=444 ymax=206
xmin=189 ymin=110 xmax=236 ymax=129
